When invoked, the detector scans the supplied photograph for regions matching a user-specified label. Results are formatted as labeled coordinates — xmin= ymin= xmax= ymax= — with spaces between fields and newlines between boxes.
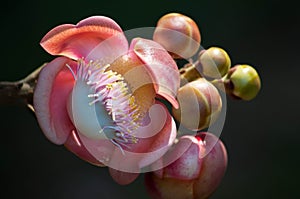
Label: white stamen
xmin=88 ymin=94 xmax=99 ymax=98
xmin=110 ymin=139 xmax=125 ymax=155
xmin=66 ymin=64 xmax=77 ymax=80
xmin=70 ymin=59 xmax=142 ymax=152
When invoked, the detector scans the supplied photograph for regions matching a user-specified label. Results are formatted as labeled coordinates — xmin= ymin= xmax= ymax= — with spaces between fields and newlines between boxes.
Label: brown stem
xmin=179 ymin=61 xmax=202 ymax=86
xmin=0 ymin=63 xmax=46 ymax=111
xmin=179 ymin=61 xmax=229 ymax=96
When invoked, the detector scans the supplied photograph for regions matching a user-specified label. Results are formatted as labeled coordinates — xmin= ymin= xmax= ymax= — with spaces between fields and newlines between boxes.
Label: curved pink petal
xmin=150 ymin=135 xmax=202 ymax=179
xmin=109 ymin=168 xmax=139 ymax=185
xmin=40 ymin=16 xmax=128 ymax=62
xmin=145 ymin=173 xmax=194 ymax=199
xmin=64 ymin=130 xmax=105 ymax=167
xmin=85 ymin=28 xmax=128 ymax=64
xmin=130 ymin=101 xmax=177 ymax=169
xmin=132 ymin=38 xmax=180 ymax=108
xmin=160 ymin=136 xmax=202 ymax=180
xmin=33 ymin=57 xmax=76 ymax=144
xmin=106 ymin=101 xmax=176 ymax=172
xmin=77 ymin=101 xmax=177 ymax=173
xmin=77 ymin=133 xmax=116 ymax=166
xmin=194 ymin=132 xmax=228 ymax=198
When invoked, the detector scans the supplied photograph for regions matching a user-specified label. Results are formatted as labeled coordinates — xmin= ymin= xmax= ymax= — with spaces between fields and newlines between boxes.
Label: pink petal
xmin=106 ymin=101 xmax=177 ymax=172
xmin=77 ymin=101 xmax=177 ymax=173
xmin=145 ymin=173 xmax=194 ymax=199
xmin=193 ymin=132 xmax=228 ymax=198
xmin=161 ymin=136 xmax=202 ymax=180
xmin=109 ymin=168 xmax=139 ymax=185
xmin=40 ymin=16 xmax=128 ymax=62
xmin=150 ymin=135 xmax=202 ymax=179
xmin=33 ymin=57 xmax=76 ymax=144
xmin=77 ymin=133 xmax=116 ymax=166
xmin=134 ymin=102 xmax=177 ymax=169
xmin=64 ymin=130 xmax=105 ymax=167
xmin=132 ymin=38 xmax=180 ymax=108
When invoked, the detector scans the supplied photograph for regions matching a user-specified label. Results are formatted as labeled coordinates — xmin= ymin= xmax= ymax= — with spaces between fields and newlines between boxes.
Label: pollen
xmin=106 ymin=83 xmax=113 ymax=90
xmin=129 ymin=96 xmax=135 ymax=106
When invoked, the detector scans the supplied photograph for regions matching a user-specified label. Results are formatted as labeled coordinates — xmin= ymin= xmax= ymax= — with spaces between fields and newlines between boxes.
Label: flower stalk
xmin=0 ymin=64 xmax=46 ymax=111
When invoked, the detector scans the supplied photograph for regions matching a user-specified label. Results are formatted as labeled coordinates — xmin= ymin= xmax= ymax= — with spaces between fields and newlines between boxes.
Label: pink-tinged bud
xmin=193 ymin=132 xmax=228 ymax=199
xmin=145 ymin=132 xmax=227 ymax=199
xmin=153 ymin=13 xmax=201 ymax=59
xmin=162 ymin=136 xmax=203 ymax=180
xmin=172 ymin=78 xmax=222 ymax=131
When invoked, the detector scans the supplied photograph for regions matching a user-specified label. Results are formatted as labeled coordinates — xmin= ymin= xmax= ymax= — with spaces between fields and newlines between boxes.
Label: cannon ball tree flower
xmin=33 ymin=16 xmax=181 ymax=179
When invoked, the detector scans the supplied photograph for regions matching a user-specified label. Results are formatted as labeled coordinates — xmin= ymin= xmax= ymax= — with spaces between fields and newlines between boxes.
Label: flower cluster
xmin=34 ymin=13 xmax=261 ymax=198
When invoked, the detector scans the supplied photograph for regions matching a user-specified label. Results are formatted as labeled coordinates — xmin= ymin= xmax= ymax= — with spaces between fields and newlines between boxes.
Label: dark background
xmin=1 ymin=0 xmax=299 ymax=198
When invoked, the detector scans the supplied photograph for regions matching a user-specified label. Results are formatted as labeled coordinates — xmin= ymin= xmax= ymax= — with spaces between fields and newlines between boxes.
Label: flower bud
xmin=145 ymin=132 xmax=227 ymax=199
xmin=172 ymin=78 xmax=222 ymax=131
xmin=198 ymin=47 xmax=231 ymax=79
xmin=193 ymin=132 xmax=228 ymax=198
xmin=153 ymin=13 xmax=201 ymax=59
xmin=225 ymin=64 xmax=261 ymax=100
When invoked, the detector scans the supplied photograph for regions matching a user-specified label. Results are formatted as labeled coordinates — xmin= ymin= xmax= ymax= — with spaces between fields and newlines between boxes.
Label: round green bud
xmin=226 ymin=64 xmax=261 ymax=100
xmin=198 ymin=47 xmax=231 ymax=79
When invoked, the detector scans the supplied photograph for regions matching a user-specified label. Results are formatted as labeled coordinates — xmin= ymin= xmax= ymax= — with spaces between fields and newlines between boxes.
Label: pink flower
xmin=33 ymin=16 xmax=180 ymax=184
xmin=145 ymin=132 xmax=228 ymax=199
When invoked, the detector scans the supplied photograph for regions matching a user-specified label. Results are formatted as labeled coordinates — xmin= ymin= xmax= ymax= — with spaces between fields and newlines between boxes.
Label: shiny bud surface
xmin=198 ymin=47 xmax=231 ymax=79
xmin=226 ymin=64 xmax=261 ymax=100
xmin=153 ymin=13 xmax=201 ymax=59
xmin=172 ymin=78 xmax=222 ymax=131
xmin=145 ymin=132 xmax=228 ymax=199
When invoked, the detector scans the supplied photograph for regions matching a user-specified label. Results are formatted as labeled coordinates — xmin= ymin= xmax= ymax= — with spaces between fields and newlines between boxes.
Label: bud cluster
xmin=145 ymin=12 xmax=262 ymax=199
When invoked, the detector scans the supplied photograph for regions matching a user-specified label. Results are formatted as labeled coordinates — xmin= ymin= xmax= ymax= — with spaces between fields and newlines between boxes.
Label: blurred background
xmin=1 ymin=0 xmax=299 ymax=198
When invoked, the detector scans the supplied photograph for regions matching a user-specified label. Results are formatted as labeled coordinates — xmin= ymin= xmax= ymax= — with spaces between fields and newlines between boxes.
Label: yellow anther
xmin=106 ymin=83 xmax=113 ymax=90
xmin=129 ymin=96 xmax=135 ymax=106
xmin=132 ymin=137 xmax=138 ymax=144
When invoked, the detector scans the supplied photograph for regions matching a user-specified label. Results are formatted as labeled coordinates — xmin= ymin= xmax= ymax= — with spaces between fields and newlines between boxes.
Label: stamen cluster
xmin=74 ymin=59 xmax=141 ymax=147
